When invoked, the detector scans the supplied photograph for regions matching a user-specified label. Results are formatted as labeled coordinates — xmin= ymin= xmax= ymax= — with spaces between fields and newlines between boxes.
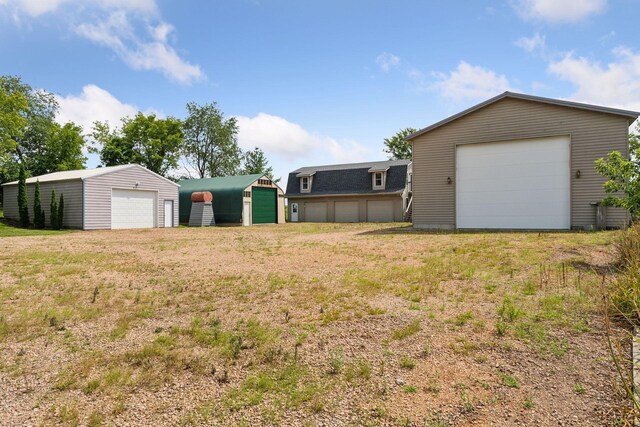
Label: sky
xmin=1 ymin=0 xmax=639 ymax=182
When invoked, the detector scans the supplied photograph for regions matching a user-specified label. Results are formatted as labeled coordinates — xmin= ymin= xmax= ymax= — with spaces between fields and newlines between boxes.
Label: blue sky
xmin=1 ymin=0 xmax=639 ymax=181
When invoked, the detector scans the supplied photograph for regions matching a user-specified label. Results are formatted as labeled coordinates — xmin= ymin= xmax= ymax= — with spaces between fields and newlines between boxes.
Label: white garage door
xmin=367 ymin=200 xmax=394 ymax=222
xmin=335 ymin=201 xmax=359 ymax=222
xmin=456 ymin=136 xmax=570 ymax=229
xmin=111 ymin=189 xmax=157 ymax=229
xmin=305 ymin=202 xmax=327 ymax=222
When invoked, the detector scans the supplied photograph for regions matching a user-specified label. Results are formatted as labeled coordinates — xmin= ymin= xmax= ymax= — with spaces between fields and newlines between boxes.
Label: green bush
xmin=18 ymin=164 xmax=29 ymax=227
xmin=50 ymin=188 xmax=58 ymax=229
xmin=57 ymin=193 xmax=64 ymax=229
xmin=33 ymin=180 xmax=45 ymax=229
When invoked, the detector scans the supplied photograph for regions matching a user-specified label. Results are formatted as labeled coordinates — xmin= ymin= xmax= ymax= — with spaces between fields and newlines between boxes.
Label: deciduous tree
xmin=93 ymin=113 xmax=183 ymax=176
xmin=242 ymin=147 xmax=277 ymax=182
xmin=383 ymin=127 xmax=417 ymax=160
xmin=595 ymin=124 xmax=640 ymax=221
xmin=182 ymin=102 xmax=241 ymax=178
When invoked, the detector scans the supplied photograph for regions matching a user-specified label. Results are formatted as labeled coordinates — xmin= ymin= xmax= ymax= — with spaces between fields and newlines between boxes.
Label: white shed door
xmin=164 ymin=200 xmax=173 ymax=227
xmin=305 ymin=202 xmax=327 ymax=222
xmin=112 ymin=189 xmax=156 ymax=229
xmin=335 ymin=201 xmax=359 ymax=222
xmin=456 ymin=136 xmax=570 ymax=229
xmin=367 ymin=200 xmax=394 ymax=222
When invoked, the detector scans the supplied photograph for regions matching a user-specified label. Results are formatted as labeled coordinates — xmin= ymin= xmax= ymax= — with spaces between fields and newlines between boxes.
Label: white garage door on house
xmin=367 ymin=200 xmax=394 ymax=222
xmin=334 ymin=201 xmax=359 ymax=222
xmin=111 ymin=189 xmax=157 ymax=229
xmin=305 ymin=202 xmax=327 ymax=222
xmin=456 ymin=136 xmax=571 ymax=229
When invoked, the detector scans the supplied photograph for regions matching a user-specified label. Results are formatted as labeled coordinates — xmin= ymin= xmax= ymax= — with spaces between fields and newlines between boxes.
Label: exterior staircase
xmin=403 ymin=195 xmax=413 ymax=223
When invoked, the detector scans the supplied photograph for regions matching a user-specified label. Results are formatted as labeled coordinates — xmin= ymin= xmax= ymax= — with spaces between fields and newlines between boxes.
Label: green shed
xmin=178 ymin=174 xmax=285 ymax=225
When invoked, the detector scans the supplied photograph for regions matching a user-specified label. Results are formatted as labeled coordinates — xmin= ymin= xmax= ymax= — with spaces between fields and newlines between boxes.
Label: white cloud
xmin=236 ymin=113 xmax=369 ymax=163
xmin=1 ymin=0 xmax=203 ymax=84
xmin=2 ymin=0 xmax=157 ymax=16
xmin=76 ymin=12 xmax=203 ymax=84
xmin=514 ymin=0 xmax=606 ymax=23
xmin=433 ymin=61 xmax=513 ymax=103
xmin=56 ymin=84 xmax=142 ymax=132
xmin=376 ymin=52 xmax=401 ymax=73
xmin=548 ymin=47 xmax=640 ymax=111
xmin=515 ymin=32 xmax=546 ymax=54
xmin=235 ymin=113 xmax=371 ymax=183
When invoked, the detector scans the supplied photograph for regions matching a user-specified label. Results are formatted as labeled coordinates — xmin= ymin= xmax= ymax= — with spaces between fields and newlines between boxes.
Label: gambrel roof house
xmin=285 ymin=159 xmax=412 ymax=222
xmin=406 ymin=91 xmax=640 ymax=230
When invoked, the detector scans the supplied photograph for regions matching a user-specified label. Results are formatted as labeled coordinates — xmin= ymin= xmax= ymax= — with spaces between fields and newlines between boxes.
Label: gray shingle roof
xmin=285 ymin=159 xmax=410 ymax=197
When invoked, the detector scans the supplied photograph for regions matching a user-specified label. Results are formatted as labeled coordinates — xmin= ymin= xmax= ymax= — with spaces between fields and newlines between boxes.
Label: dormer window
xmin=370 ymin=167 xmax=388 ymax=190
xmin=297 ymin=173 xmax=314 ymax=193
xmin=374 ymin=172 xmax=383 ymax=188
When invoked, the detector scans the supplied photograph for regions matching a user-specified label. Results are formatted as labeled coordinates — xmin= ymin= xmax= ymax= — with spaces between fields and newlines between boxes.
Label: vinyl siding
xmin=412 ymin=97 xmax=631 ymax=229
xmin=288 ymin=194 xmax=404 ymax=222
xmin=83 ymin=165 xmax=179 ymax=230
xmin=2 ymin=180 xmax=83 ymax=228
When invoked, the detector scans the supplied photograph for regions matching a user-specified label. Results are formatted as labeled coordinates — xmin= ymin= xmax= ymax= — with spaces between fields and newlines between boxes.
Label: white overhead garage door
xmin=367 ymin=200 xmax=394 ymax=222
xmin=456 ymin=136 xmax=570 ymax=229
xmin=111 ymin=189 xmax=157 ymax=229
xmin=335 ymin=201 xmax=359 ymax=222
xmin=305 ymin=202 xmax=327 ymax=222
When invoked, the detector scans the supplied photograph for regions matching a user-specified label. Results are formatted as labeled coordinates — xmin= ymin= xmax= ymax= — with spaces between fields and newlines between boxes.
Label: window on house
xmin=301 ymin=177 xmax=309 ymax=191
xmin=373 ymin=171 xmax=385 ymax=189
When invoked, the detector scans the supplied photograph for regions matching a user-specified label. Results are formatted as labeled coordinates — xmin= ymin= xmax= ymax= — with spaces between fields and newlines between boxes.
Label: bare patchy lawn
xmin=0 ymin=223 xmax=628 ymax=426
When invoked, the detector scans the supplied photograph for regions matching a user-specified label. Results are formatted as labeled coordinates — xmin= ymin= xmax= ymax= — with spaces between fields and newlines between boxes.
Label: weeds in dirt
xmin=602 ymin=224 xmax=640 ymax=421
xmin=500 ymin=371 xmax=519 ymax=388
xmin=391 ymin=319 xmax=421 ymax=340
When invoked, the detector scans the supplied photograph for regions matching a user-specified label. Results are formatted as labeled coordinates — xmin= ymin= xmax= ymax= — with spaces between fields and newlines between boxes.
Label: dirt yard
xmin=0 ymin=223 xmax=630 ymax=426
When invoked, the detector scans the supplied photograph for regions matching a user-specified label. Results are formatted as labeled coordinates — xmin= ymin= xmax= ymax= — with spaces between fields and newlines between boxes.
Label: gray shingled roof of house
xmin=285 ymin=159 xmax=410 ymax=197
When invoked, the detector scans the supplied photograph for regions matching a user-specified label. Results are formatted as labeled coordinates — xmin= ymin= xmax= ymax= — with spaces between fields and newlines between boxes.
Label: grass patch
xmin=500 ymin=371 xmax=520 ymax=388
xmin=391 ymin=319 xmax=421 ymax=340
xmin=0 ymin=211 xmax=73 ymax=237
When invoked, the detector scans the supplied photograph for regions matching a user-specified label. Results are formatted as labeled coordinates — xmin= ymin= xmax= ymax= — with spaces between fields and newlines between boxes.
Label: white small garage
xmin=2 ymin=164 xmax=179 ymax=230
xmin=456 ymin=136 xmax=571 ymax=229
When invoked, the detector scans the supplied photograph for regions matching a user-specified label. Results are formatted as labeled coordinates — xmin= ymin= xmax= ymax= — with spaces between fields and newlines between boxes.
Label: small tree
xmin=50 ymin=188 xmax=58 ymax=229
xmin=242 ymin=147 xmax=278 ymax=182
xmin=595 ymin=124 xmax=640 ymax=221
xmin=33 ymin=179 xmax=45 ymax=228
xmin=17 ymin=163 xmax=29 ymax=227
xmin=383 ymin=127 xmax=417 ymax=160
xmin=57 ymin=193 xmax=64 ymax=229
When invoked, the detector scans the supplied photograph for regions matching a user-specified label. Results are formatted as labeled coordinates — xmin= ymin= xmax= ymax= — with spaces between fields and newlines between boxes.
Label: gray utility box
xmin=189 ymin=202 xmax=215 ymax=227
xmin=590 ymin=202 xmax=607 ymax=230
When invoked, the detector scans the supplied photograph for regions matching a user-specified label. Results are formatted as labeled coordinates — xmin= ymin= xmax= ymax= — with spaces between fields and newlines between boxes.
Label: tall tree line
xmin=0 ymin=75 xmax=87 ymax=202
xmin=0 ymin=74 xmax=278 ymax=204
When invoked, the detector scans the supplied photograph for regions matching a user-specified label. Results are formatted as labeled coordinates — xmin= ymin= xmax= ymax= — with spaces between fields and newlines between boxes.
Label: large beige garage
xmin=285 ymin=160 xmax=411 ymax=223
xmin=407 ymin=92 xmax=639 ymax=230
